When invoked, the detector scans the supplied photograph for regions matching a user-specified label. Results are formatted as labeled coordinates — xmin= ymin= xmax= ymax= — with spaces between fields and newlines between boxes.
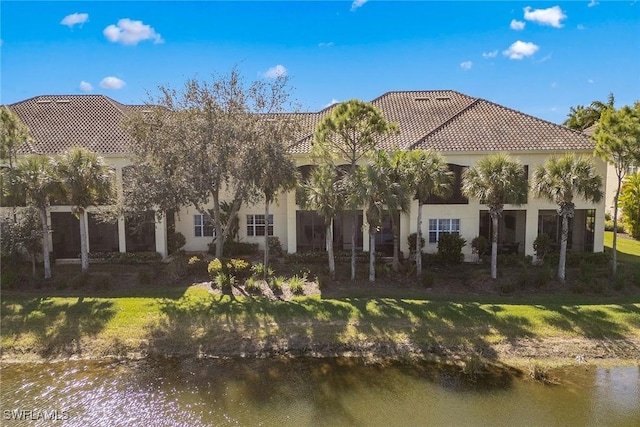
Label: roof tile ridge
xmin=475 ymin=98 xmax=590 ymax=139
xmin=408 ymin=97 xmax=481 ymax=150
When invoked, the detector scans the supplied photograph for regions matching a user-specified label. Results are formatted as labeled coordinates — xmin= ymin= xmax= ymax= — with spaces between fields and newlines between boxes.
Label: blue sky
xmin=1 ymin=1 xmax=638 ymax=124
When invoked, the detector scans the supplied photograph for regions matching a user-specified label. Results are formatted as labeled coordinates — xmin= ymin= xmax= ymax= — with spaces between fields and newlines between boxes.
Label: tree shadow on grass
xmin=1 ymin=297 xmax=116 ymax=358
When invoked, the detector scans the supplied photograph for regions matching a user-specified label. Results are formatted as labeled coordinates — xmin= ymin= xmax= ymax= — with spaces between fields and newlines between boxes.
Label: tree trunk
xmin=416 ymin=202 xmax=422 ymax=278
xmin=264 ymin=200 xmax=270 ymax=279
xmin=351 ymin=210 xmax=357 ymax=281
xmin=612 ymin=181 xmax=621 ymax=276
xmin=79 ymin=208 xmax=89 ymax=272
xmin=211 ymin=191 xmax=224 ymax=259
xmin=491 ymin=214 xmax=498 ymax=280
xmin=558 ymin=213 xmax=568 ymax=282
xmin=326 ymin=221 xmax=335 ymax=280
xmin=369 ymin=231 xmax=376 ymax=282
xmin=31 ymin=253 xmax=36 ymax=277
xmin=391 ymin=219 xmax=400 ymax=272
xmin=39 ymin=207 xmax=51 ymax=279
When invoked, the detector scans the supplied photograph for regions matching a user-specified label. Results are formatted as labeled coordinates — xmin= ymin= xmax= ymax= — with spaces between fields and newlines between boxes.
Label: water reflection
xmin=1 ymin=358 xmax=638 ymax=426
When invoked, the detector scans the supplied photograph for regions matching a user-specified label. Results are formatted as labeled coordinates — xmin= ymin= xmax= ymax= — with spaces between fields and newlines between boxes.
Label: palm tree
xmin=296 ymin=165 xmax=345 ymax=279
xmin=532 ymin=154 xmax=603 ymax=281
xmin=16 ymin=156 xmax=60 ymax=279
xmin=462 ymin=153 xmax=528 ymax=280
xmin=384 ymin=150 xmax=414 ymax=272
xmin=356 ymin=151 xmax=409 ymax=282
xmin=407 ymin=150 xmax=453 ymax=278
xmin=55 ymin=147 xmax=114 ymax=272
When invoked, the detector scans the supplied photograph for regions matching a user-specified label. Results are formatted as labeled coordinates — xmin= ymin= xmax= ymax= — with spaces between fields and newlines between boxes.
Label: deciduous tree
xmin=123 ymin=68 xmax=299 ymax=259
xmin=594 ymin=103 xmax=640 ymax=275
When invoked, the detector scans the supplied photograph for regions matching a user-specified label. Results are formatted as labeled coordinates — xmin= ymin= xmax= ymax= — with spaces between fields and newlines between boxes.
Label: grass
xmin=604 ymin=231 xmax=640 ymax=265
xmin=2 ymin=286 xmax=639 ymax=362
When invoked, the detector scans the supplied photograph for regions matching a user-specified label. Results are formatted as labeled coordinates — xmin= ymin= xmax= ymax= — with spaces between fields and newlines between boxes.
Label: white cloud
xmin=103 ymin=19 xmax=163 ymax=45
xmin=588 ymin=0 xmax=599 ymax=7
xmin=318 ymin=42 xmax=334 ymax=47
xmin=503 ymin=40 xmax=540 ymax=59
xmin=577 ymin=24 xmax=585 ymax=30
xmin=79 ymin=81 xmax=93 ymax=92
xmin=263 ymin=65 xmax=287 ymax=79
xmin=482 ymin=50 xmax=498 ymax=58
xmin=510 ymin=19 xmax=526 ymax=30
xmin=460 ymin=61 xmax=473 ymax=70
xmin=99 ymin=76 xmax=126 ymax=89
xmin=587 ymin=78 xmax=594 ymax=83
xmin=61 ymin=13 xmax=89 ymax=28
xmin=324 ymin=99 xmax=339 ymax=108
xmin=351 ymin=0 xmax=367 ymax=11
xmin=523 ymin=6 xmax=567 ymax=28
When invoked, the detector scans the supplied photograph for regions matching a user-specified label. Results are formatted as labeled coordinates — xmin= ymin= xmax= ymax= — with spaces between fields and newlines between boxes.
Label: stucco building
xmin=5 ymin=91 xmax=607 ymax=261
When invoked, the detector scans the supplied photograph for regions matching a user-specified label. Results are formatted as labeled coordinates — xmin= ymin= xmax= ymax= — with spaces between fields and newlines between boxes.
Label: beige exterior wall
xmin=8 ymin=148 xmax=607 ymax=260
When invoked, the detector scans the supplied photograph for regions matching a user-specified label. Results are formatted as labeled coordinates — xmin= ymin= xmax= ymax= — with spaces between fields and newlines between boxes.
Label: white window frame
xmin=428 ymin=218 xmax=460 ymax=244
xmin=247 ymin=214 xmax=273 ymax=237
xmin=194 ymin=214 xmax=214 ymax=237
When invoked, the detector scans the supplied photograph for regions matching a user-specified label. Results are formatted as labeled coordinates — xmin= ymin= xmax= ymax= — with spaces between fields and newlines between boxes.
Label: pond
xmin=1 ymin=358 xmax=638 ymax=426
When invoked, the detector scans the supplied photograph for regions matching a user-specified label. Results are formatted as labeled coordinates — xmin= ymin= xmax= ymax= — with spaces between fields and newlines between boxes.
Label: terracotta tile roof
xmin=7 ymin=95 xmax=136 ymax=155
xmin=412 ymin=98 xmax=594 ymax=152
xmin=6 ymin=91 xmax=593 ymax=157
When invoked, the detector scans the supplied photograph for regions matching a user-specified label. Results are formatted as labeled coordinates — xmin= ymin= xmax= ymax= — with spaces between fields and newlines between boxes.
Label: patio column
xmin=286 ymin=189 xmax=297 ymax=254
xmin=155 ymin=214 xmax=167 ymax=258
xmin=525 ymin=206 xmax=539 ymax=259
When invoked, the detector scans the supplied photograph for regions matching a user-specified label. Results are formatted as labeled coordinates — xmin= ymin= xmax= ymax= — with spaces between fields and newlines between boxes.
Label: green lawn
xmin=2 ymin=287 xmax=639 ymax=361
xmin=604 ymin=231 xmax=640 ymax=265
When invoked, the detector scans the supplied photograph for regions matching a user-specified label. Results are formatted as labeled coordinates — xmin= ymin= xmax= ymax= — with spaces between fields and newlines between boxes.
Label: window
xmin=247 ymin=214 xmax=273 ymax=237
xmin=428 ymin=219 xmax=460 ymax=243
xmin=194 ymin=214 xmax=214 ymax=237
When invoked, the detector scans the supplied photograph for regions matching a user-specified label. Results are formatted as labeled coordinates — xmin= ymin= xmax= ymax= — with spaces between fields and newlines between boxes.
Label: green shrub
xmin=535 ymin=266 xmax=553 ymax=289
xmin=89 ymin=251 xmax=162 ymax=263
xmin=315 ymin=273 xmax=330 ymax=289
xmin=437 ymin=233 xmax=466 ymax=265
xmin=421 ymin=252 xmax=440 ymax=267
xmin=1 ymin=272 xmax=19 ymax=289
xmin=604 ymin=220 xmax=626 ymax=234
xmin=212 ymin=272 xmax=234 ymax=290
xmin=471 ymin=236 xmax=489 ymax=258
xmin=208 ymin=241 xmax=259 ymax=257
xmin=167 ymin=231 xmax=186 ymax=254
xmin=207 ymin=258 xmax=251 ymax=283
xmin=186 ymin=256 xmax=207 ymax=275
xmin=244 ymin=276 xmax=262 ymax=294
xmin=70 ymin=272 xmax=90 ymax=290
xmin=268 ymin=237 xmax=284 ymax=259
xmin=288 ymin=275 xmax=305 ymax=295
xmin=137 ymin=268 xmax=155 ymax=285
xmin=93 ymin=275 xmax=112 ymax=291
xmin=269 ymin=276 xmax=284 ymax=294
xmin=421 ymin=271 xmax=434 ymax=288
xmin=251 ymin=262 xmax=273 ymax=278
xmin=533 ymin=234 xmax=553 ymax=260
